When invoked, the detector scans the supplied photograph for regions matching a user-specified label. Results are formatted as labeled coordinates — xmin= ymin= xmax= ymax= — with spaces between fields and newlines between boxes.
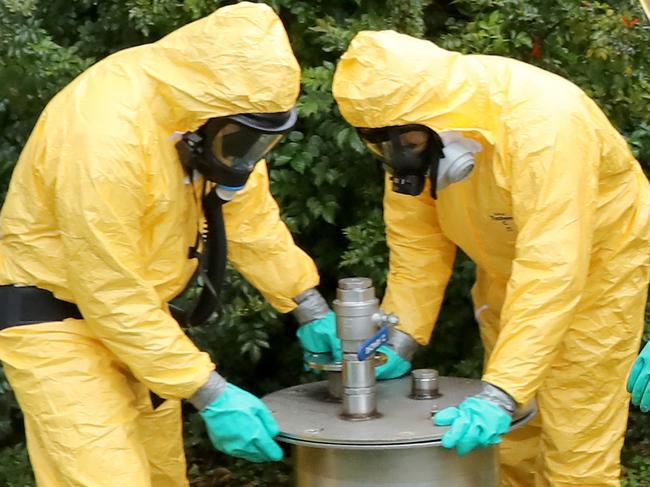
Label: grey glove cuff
xmin=475 ymin=381 xmax=517 ymax=416
xmin=292 ymin=288 xmax=330 ymax=325
xmin=387 ymin=328 xmax=419 ymax=361
xmin=188 ymin=371 xmax=227 ymax=411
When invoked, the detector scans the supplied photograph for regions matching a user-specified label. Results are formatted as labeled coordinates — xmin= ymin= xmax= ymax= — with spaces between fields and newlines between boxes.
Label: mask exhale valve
xmin=436 ymin=137 xmax=478 ymax=191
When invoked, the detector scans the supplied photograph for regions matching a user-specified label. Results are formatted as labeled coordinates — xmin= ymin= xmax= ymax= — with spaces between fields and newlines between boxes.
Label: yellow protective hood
xmin=142 ymin=1 xmax=300 ymax=131
xmin=333 ymin=28 xmax=650 ymax=487
xmin=0 ymin=1 xmax=316 ymax=404
xmin=333 ymin=30 xmax=496 ymax=143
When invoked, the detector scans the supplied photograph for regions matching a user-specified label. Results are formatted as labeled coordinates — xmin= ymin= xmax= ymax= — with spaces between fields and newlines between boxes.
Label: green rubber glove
xmin=375 ymin=345 xmax=412 ymax=380
xmin=297 ymin=310 xmax=342 ymax=361
xmin=434 ymin=397 xmax=512 ymax=456
xmin=628 ymin=341 xmax=650 ymax=412
xmin=199 ymin=383 xmax=284 ymax=463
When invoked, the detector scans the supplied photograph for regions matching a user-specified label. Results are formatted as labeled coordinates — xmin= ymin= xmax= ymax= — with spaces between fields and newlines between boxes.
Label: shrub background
xmin=0 ymin=1 xmax=649 ymax=485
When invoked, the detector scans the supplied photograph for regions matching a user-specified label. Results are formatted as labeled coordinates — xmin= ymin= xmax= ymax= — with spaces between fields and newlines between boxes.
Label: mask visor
xmin=358 ymin=126 xmax=430 ymax=169
xmin=358 ymin=125 xmax=434 ymax=195
xmin=211 ymin=123 xmax=283 ymax=173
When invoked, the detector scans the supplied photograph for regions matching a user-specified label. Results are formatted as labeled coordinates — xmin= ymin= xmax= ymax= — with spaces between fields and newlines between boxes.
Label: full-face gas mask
xmin=357 ymin=124 xmax=480 ymax=198
xmin=176 ymin=109 xmax=297 ymax=200
xmin=169 ymin=109 xmax=296 ymax=328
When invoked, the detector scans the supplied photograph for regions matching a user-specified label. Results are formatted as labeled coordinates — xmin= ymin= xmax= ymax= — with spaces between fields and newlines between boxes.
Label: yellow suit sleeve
xmin=381 ymin=176 xmax=457 ymax=344
xmin=55 ymin=137 xmax=214 ymax=400
xmin=483 ymin=115 xmax=598 ymax=404
xmin=222 ymin=161 xmax=319 ymax=313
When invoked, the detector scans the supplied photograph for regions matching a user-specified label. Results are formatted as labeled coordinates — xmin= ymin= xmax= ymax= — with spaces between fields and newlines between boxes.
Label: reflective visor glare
xmin=399 ymin=130 xmax=429 ymax=156
xmin=364 ymin=141 xmax=393 ymax=160
xmin=359 ymin=127 xmax=430 ymax=160
xmin=212 ymin=124 xmax=283 ymax=170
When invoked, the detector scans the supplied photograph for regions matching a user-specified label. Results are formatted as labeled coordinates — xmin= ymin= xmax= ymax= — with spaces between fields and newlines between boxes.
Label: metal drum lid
xmin=263 ymin=376 xmax=535 ymax=450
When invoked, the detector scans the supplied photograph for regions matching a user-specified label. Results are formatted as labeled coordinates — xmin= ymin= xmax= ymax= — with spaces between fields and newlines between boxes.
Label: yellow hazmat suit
xmin=0 ymin=3 xmax=318 ymax=486
xmin=641 ymin=0 xmax=650 ymax=20
xmin=333 ymin=31 xmax=650 ymax=486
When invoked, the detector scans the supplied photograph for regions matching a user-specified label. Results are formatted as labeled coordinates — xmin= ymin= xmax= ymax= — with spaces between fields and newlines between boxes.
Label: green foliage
xmin=339 ymin=208 xmax=388 ymax=290
xmin=621 ymin=451 xmax=650 ymax=487
xmin=441 ymin=0 xmax=650 ymax=166
xmin=0 ymin=0 xmax=649 ymax=484
xmin=0 ymin=368 xmax=22 ymax=446
xmin=0 ymin=443 xmax=34 ymax=486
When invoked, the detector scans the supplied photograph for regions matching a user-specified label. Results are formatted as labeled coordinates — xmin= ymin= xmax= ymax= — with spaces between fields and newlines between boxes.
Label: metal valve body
xmin=332 ymin=278 xmax=380 ymax=420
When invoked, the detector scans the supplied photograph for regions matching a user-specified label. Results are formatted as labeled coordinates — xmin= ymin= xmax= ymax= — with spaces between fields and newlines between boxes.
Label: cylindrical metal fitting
xmin=410 ymin=369 xmax=440 ymax=400
xmin=333 ymin=277 xmax=380 ymax=420
xmin=341 ymin=355 xmax=377 ymax=418
xmin=342 ymin=387 xmax=377 ymax=420
xmin=342 ymin=356 xmax=376 ymax=389
xmin=337 ymin=276 xmax=374 ymax=294
xmin=333 ymin=278 xmax=380 ymax=353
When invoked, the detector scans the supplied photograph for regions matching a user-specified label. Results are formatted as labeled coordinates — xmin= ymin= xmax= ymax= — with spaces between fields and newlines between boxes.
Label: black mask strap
xmin=169 ymin=182 xmax=228 ymax=327
xmin=187 ymin=188 xmax=227 ymax=326
xmin=427 ymin=131 xmax=445 ymax=200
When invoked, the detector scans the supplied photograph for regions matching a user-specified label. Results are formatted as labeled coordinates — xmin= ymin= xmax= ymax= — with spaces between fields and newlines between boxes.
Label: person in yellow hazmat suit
xmin=332 ymin=30 xmax=650 ymax=486
xmin=0 ymin=3 xmax=342 ymax=486
xmin=641 ymin=0 xmax=650 ymax=20
xmin=626 ymin=0 xmax=650 ymax=419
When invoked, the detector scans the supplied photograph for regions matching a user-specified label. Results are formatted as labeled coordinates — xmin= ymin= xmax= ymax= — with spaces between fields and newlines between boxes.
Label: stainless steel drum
xmin=293 ymin=443 xmax=497 ymax=487
xmin=265 ymin=277 xmax=535 ymax=486
xmin=264 ymin=376 xmax=535 ymax=487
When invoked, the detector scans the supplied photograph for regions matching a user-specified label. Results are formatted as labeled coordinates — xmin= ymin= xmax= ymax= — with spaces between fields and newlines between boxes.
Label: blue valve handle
xmin=357 ymin=325 xmax=390 ymax=361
